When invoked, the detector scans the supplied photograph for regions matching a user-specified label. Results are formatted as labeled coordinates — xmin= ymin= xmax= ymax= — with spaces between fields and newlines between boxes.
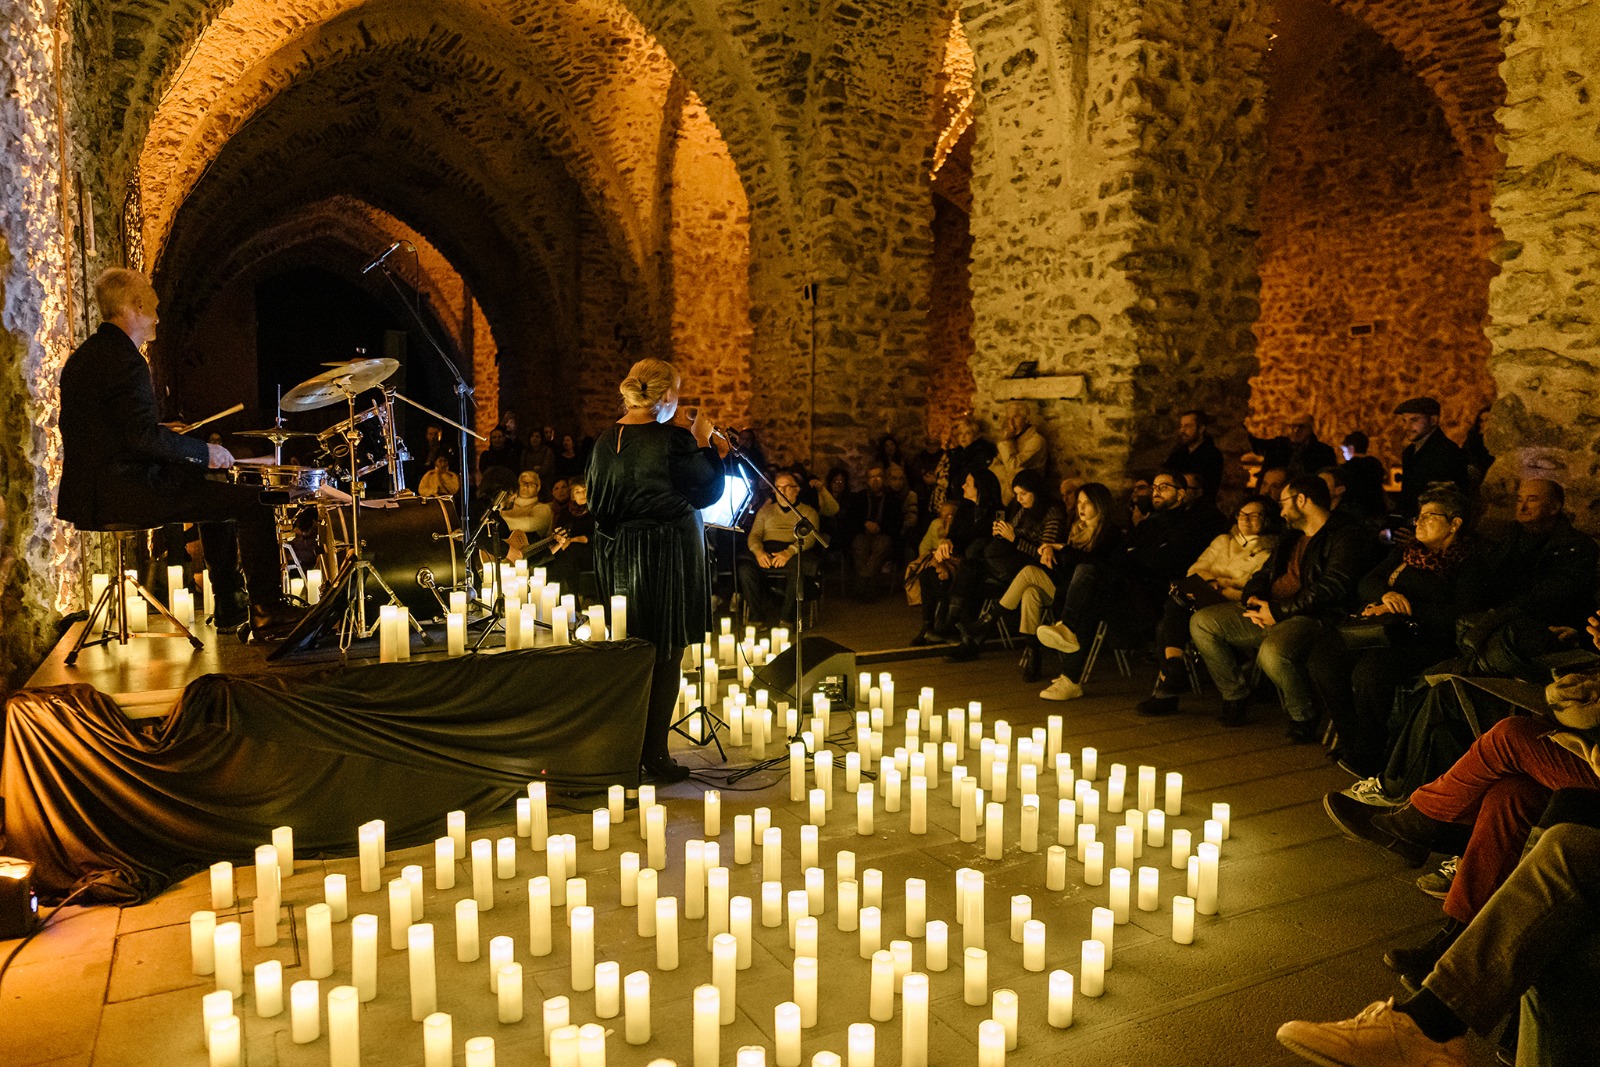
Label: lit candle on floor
xmin=1109 ymin=868 xmax=1130 ymax=924
xmin=848 ymin=1022 xmax=875 ymax=1067
xmin=1009 ymin=895 xmax=1031 ymax=942
xmin=984 ymin=802 xmax=1004 ymax=860
xmin=351 ymin=914 xmax=377 ymax=1001
xmin=776 ymin=1001 xmax=802 ymax=1066
xmin=447 ymin=612 xmax=466 ymax=656
xmin=389 ymin=879 xmax=413 ymax=950
xmin=902 ymin=972 xmax=930 ymax=1066
xmin=1048 ymin=969 xmax=1074 ymax=1028
xmin=708 ymin=867 xmax=731 ymax=943
xmin=254 ymin=960 xmax=283 ymax=1017
xmin=434 ymin=837 xmax=456 ymax=891
xmin=910 ymin=776 xmax=927 ymax=834
xmin=210 ymin=863 xmax=234 ymax=910
xmin=1204 ymin=818 xmax=1224 ymax=848
xmin=595 ymin=960 xmax=621 ymax=1018
xmin=530 ymin=782 xmax=549 ymax=851
xmin=529 ymin=876 xmax=552 ymax=956
xmin=800 ymin=825 xmax=819 ymax=870
xmin=1138 ymin=867 xmax=1160 ymax=912
xmin=191 ymin=911 xmax=216 ymax=976
xmin=763 ymin=827 xmax=783 ymax=883
xmin=498 ymin=962 xmax=523 ymax=1024
xmin=655 ymin=896 xmax=679 ymax=970
xmin=795 ymin=916 xmax=818 ymax=959
xmin=625 ymin=971 xmax=651 ymax=1044
xmin=1197 ymin=842 xmax=1220 ymax=915
xmin=1092 ymin=907 xmax=1115 ymax=969
xmin=208 ymin=1015 xmax=240 ymax=1067
xmin=307 ymin=903 xmax=333 ymax=979
xmin=977 ymin=1020 xmax=1004 ymax=1067
xmin=1081 ymin=941 xmax=1105 ymax=998
xmin=735 ymin=815 xmax=753 ymax=863
xmin=592 ymin=809 xmax=610 ymax=851
xmin=805 ymin=867 xmax=825 ymax=916
xmin=905 ymin=878 xmax=926 ymax=937
xmin=404 ymin=864 xmax=425 ymax=919
xmin=456 ymin=899 xmax=480 ymax=962
xmin=471 ymin=840 xmax=493 ymax=910
xmin=448 ymin=811 xmax=467 ymax=858
xmin=1021 ymin=801 xmax=1039 ymax=852
xmin=925 ymin=920 xmax=949 ymax=971
xmin=1023 ymin=919 xmax=1046 ymax=971
xmin=705 ymin=790 xmax=722 ymax=837
xmin=543 ymin=996 xmax=571 ymax=1057
xmin=1171 ymin=828 xmax=1192 ymax=870
xmin=685 ymin=841 xmax=706 ymax=920
xmin=1125 ymin=809 xmax=1145 ymax=859
xmin=1165 ymin=771 xmax=1183 ymax=815
xmin=809 ymin=788 xmax=826 ymax=827
xmin=571 ymin=906 xmax=595 ymax=990
xmin=1173 ymin=895 xmax=1196 ymax=944
xmin=408 ymin=924 xmax=437 ymax=1020
xmin=993 ymin=987 xmax=1019 ymax=1050
xmin=620 ymin=853 xmax=639 ymax=906
xmin=1085 ymin=840 xmax=1104 ymax=885
xmin=713 ymin=933 xmax=738 ymax=1022
xmin=646 ymin=806 xmax=666 ymax=870
xmin=838 ymin=879 xmax=859 ymax=932
xmin=762 ymin=881 xmax=782 ymax=928
xmin=464 ymin=1036 xmax=495 ymax=1067
xmin=963 ymin=947 xmax=987 ymax=1006
xmin=423 ymin=1012 xmax=452 ymax=1067
xmin=1147 ymin=808 xmax=1167 ymax=848
xmin=290 ymin=979 xmax=319 ymax=1043
xmin=1138 ymin=765 xmax=1157 ymax=810
xmin=1082 ymin=746 xmax=1098 ymax=781
xmin=693 ymin=985 xmax=720 ymax=1067
xmin=860 ymin=905 xmax=882 ymax=958
xmin=1045 ymin=845 xmax=1068 ymax=892
xmin=795 ymin=956 xmax=819 ymax=1027
xmin=608 ymin=785 xmax=626 ymax=823
xmin=329 ymin=986 xmax=360 ymax=1067
xmin=731 ymin=895 xmax=753 ymax=968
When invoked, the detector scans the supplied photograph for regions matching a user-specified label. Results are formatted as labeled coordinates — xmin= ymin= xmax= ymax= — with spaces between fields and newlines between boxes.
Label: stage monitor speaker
xmin=0 ymin=858 xmax=39 ymax=939
xmin=754 ymin=636 xmax=858 ymax=706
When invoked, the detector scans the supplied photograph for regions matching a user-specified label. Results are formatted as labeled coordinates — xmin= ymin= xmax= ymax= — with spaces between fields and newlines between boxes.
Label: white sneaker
xmin=1039 ymin=675 xmax=1083 ymax=701
xmin=1036 ymin=622 xmax=1080 ymax=654
xmin=1277 ymin=998 xmax=1468 ymax=1066
xmin=1344 ymin=777 xmax=1403 ymax=808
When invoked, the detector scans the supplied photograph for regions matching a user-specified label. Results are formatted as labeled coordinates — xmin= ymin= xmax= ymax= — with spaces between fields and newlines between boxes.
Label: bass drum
xmin=320 ymin=497 xmax=461 ymax=620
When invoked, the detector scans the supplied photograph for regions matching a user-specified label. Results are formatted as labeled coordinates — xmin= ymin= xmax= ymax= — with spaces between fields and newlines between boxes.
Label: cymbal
xmin=236 ymin=428 xmax=319 ymax=442
xmin=280 ymin=358 xmax=398 ymax=411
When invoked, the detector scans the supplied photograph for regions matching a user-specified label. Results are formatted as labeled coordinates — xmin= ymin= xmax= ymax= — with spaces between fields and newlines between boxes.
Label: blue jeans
xmin=1188 ymin=602 xmax=1333 ymax=724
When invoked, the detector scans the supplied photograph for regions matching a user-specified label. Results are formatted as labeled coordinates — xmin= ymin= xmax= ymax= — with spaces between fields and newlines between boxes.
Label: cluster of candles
xmin=187 ymin=652 xmax=1233 ymax=1066
xmin=87 ymin=566 xmax=324 ymax=635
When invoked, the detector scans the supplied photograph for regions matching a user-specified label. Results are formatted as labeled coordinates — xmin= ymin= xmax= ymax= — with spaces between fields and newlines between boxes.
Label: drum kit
xmin=218 ymin=357 xmax=485 ymax=656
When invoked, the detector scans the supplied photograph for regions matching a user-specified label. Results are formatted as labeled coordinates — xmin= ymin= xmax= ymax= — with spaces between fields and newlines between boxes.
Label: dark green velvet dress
xmin=587 ymin=420 xmax=725 ymax=652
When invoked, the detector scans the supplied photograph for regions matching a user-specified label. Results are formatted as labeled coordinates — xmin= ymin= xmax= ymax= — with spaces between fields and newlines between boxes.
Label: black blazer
xmin=57 ymin=323 xmax=209 ymax=528
xmin=1397 ymin=430 xmax=1469 ymax=515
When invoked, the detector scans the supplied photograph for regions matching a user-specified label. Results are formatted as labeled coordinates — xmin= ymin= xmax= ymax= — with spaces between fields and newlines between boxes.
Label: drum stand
xmin=269 ymin=390 xmax=427 ymax=660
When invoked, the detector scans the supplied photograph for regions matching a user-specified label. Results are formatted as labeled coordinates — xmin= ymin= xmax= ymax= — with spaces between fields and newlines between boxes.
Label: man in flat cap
xmin=1394 ymin=396 xmax=1470 ymax=517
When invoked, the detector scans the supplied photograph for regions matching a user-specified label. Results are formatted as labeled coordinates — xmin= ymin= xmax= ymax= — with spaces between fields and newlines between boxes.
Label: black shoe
xmin=1322 ymin=792 xmax=1433 ymax=867
xmin=1285 ymin=719 xmax=1319 ymax=744
xmin=212 ymin=587 xmax=250 ymax=629
xmin=1151 ymin=659 xmax=1188 ymax=698
xmin=1217 ymin=699 xmax=1250 ymax=727
xmin=1383 ymin=919 xmax=1462 ymax=985
xmin=974 ymin=603 xmax=1001 ymax=632
xmin=909 ymin=629 xmax=933 ymax=647
xmin=250 ymin=600 xmax=305 ymax=642
xmin=946 ymin=639 xmax=980 ymax=663
xmin=1137 ymin=694 xmax=1180 ymax=717
xmin=641 ymin=759 xmax=692 ymax=785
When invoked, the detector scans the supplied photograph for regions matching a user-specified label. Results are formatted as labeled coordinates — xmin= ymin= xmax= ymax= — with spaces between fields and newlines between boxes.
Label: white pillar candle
xmin=859 ymin=905 xmax=881 ymax=958
xmin=1109 ymin=868 xmax=1131 ymax=924
xmin=191 ymin=910 xmax=217 ymax=976
xmin=704 ymin=790 xmax=722 ymax=837
xmin=655 ymin=896 xmax=679 ymax=970
xmin=815 ymin=749 xmax=835 ymax=809
xmin=1164 ymin=771 xmax=1183 ymax=815
xmin=1018 ymin=917 xmax=1047 ymax=971
xmin=775 ymin=1001 xmax=802 ymax=1066
xmin=685 ymin=840 xmax=706 ymax=920
xmin=625 ymin=971 xmax=651 ymax=1044
xmin=125 ymin=580 xmax=148 ymax=632
xmin=1055 ymin=753 xmax=1074 ymax=793
xmin=290 ymin=979 xmax=320 ymax=1043
xmin=960 ymin=868 xmax=984 ymax=950
xmin=834 ymin=879 xmax=858 ymax=932
xmin=1134 ymin=764 xmax=1155 ymax=811
xmin=646 ymin=805 xmax=666 ymax=870
xmin=693 ymin=985 xmax=720 ymax=1067
xmin=1125 ymin=809 xmax=1146 ymax=859
xmin=762 ymin=880 xmax=783 ymax=927
xmin=712 ymin=932 xmax=738 ymax=1022
xmin=571 ymin=906 xmax=595 ymax=990
xmin=808 ymin=787 xmax=826 ymax=827
xmin=202 ymin=989 xmax=233 ymax=1046
xmin=434 ymin=837 xmax=457 ymax=891
xmin=789 ymin=742 xmax=807 ymax=802
xmin=548 ymin=842 xmax=568 ymax=907
xmin=465 ymin=1036 xmax=495 ymax=1067
xmin=734 ymin=815 xmax=753 ymax=864
xmin=329 ymin=986 xmax=360 ymax=1067
xmin=378 ymin=604 xmax=398 ymax=662
xmin=1204 ymin=818 xmax=1224 ymax=848
xmin=1008 ymin=895 xmax=1031 ymax=943
xmin=487 ymin=934 xmax=514 ymax=995
xmin=408 ymin=923 xmax=437 ymax=1021
xmin=1188 ymin=855 xmax=1200 ymax=898
xmin=1081 ymin=787 xmax=1100 ymax=832
xmin=254 ymin=960 xmax=283 ymax=1017
xmin=958 ymin=779 xmax=978 ymax=842
xmin=610 ymin=594 xmax=627 ymax=640
xmin=389 ymin=879 xmax=413 ymax=950
xmin=305 ymin=568 xmax=322 ymax=606
xmin=253 ymin=848 xmax=279 ymax=948
xmin=608 ymin=785 xmax=626 ymax=824
xmin=447 ymin=612 xmax=466 ymax=655
xmin=790 ymin=955 xmax=819 ymax=1030
xmin=457 ymin=898 xmax=481 ymax=962
xmin=795 ymin=916 xmax=819 ymax=959
xmin=1171 ymin=828 xmax=1192 ymax=870
xmin=1115 ymin=826 xmax=1135 ymax=872
xmin=707 ymin=866 xmax=731 ymax=944
xmin=447 ymin=811 xmax=467 ymax=858
xmin=1081 ymin=940 xmax=1105 ymax=998
xmin=805 ymin=866 xmax=825 ymax=916
xmin=528 ymin=876 xmax=552 ymax=956
xmin=404 ymin=864 xmax=425 ymax=919
xmin=731 ymin=895 xmax=753 ymax=968
xmin=984 ymin=802 xmax=1004 ymax=860
xmin=838 ymin=850 xmax=858 ymax=884
xmin=847 ymin=1023 xmax=875 ymax=1067
xmin=516 ymin=797 xmax=531 ymax=837
xmin=423 ymin=1012 xmax=452 ymax=1067
xmin=925 ymin=920 xmax=949 ymax=972
xmin=992 ymin=987 xmax=1019 ymax=1051
xmin=859 ymin=949 xmax=892 ymax=1023
xmin=470 ymin=839 xmax=493 ymax=910
xmin=1147 ymin=808 xmax=1167 ymax=848
xmin=208 ymin=1015 xmax=240 ymax=1067
xmin=1084 ymin=840 xmax=1104 ymax=886
xmin=963 ymin=947 xmax=988 ymax=1006
xmin=1173 ymin=894 xmax=1196 ymax=944
xmin=543 ymin=996 xmax=571 ymax=1057
xmin=577 ymin=1023 xmax=604 ymax=1067
xmin=763 ymin=827 xmax=783 ymax=883
xmin=209 ymin=863 xmax=234 ymax=910
xmin=529 ymin=782 xmax=549 ymax=851
xmin=620 ymin=853 xmax=639 ymax=906
xmin=883 ymin=768 xmax=902 ymax=813
xmin=1138 ymin=866 xmax=1160 ymax=912
xmin=1197 ymin=841 xmax=1220 ymax=915
xmin=595 ymin=960 xmax=621 ymax=1018
xmin=1020 ymin=802 xmax=1039 ymax=853
xmin=1045 ymin=845 xmax=1068 ymax=891
xmin=910 ymin=776 xmax=927 ymax=834
xmin=552 ymin=605 xmax=570 ymax=645
xmin=904 ymin=878 xmax=926 ymax=937
xmin=1106 ymin=764 xmax=1126 ymax=814
xmin=307 ymin=903 xmax=334 ymax=979
xmin=1077 ymin=823 xmax=1096 ymax=864
xmin=862 ymin=867 xmax=883 ymax=910
xmin=498 ymin=962 xmax=524 ymax=1024
xmin=351 ymin=914 xmax=377 ymax=1001
xmin=1081 ymin=746 xmax=1098 ymax=781
xmin=787 ymin=889 xmax=809 ymax=948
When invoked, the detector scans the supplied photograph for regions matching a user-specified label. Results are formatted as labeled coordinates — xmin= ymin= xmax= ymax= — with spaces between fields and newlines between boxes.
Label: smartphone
xmin=993 ymin=509 xmax=1007 ymax=523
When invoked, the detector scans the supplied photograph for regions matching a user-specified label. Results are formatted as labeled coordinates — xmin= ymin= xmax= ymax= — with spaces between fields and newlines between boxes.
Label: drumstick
xmin=170 ymin=402 xmax=244 ymax=434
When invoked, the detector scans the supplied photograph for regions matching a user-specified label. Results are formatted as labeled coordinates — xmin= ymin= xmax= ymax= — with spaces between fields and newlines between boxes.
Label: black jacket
xmin=57 ymin=323 xmax=209 ymax=528
xmin=1243 ymin=509 xmax=1379 ymax=621
xmin=1396 ymin=430 xmax=1469 ymax=516
xmin=1249 ymin=432 xmax=1337 ymax=478
xmin=1118 ymin=505 xmax=1216 ymax=594
xmin=1165 ymin=435 xmax=1226 ymax=501
xmin=1478 ymin=517 xmax=1600 ymax=629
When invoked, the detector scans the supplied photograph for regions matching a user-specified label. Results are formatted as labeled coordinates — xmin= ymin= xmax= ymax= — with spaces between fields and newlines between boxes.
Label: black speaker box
xmin=753 ymin=636 xmax=858 ymax=706
xmin=0 ymin=858 xmax=39 ymax=939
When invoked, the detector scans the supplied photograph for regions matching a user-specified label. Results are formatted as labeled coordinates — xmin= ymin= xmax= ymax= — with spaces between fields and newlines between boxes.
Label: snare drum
xmin=319 ymin=496 xmax=461 ymax=619
xmin=317 ymin=402 xmax=392 ymax=479
xmin=231 ymin=464 xmax=331 ymax=494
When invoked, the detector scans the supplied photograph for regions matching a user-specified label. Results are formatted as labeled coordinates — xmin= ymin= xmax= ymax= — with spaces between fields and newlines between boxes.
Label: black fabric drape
xmin=2 ymin=642 xmax=654 ymax=903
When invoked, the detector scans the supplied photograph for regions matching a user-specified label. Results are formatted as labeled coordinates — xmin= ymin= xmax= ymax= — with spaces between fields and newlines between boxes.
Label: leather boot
xmin=1020 ymin=642 xmax=1041 ymax=683
xmin=1383 ymin=918 xmax=1463 ymax=985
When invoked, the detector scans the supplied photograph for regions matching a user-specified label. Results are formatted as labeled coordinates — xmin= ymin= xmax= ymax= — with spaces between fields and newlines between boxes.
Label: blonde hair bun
xmin=619 ymin=358 xmax=680 ymax=413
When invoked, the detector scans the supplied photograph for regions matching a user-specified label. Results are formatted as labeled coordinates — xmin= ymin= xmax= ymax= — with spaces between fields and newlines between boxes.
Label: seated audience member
xmin=1317 ymin=464 xmax=1384 ymax=528
xmin=478 ymin=425 xmax=521 ymax=477
xmin=997 ymin=482 xmax=1120 ymax=682
xmin=874 ymin=433 xmax=908 ymax=487
xmin=1472 ymin=478 xmax=1598 ymax=636
xmin=552 ymin=433 xmax=586 ymax=481
xmin=1137 ymin=496 xmax=1279 ymax=716
xmin=1035 ymin=467 xmax=1216 ymax=701
xmin=548 ymin=477 xmax=574 ymax=525
xmin=1128 ymin=475 xmax=1154 ymax=526
xmin=1323 ymin=665 xmax=1600 ymax=988
xmin=1249 ymin=413 xmax=1337 ymax=479
xmin=736 ymin=469 xmax=824 ymax=625
xmin=914 ymin=470 xmax=1003 ymax=645
xmin=1164 ymin=408 xmax=1225 ymax=501
xmin=473 ymin=465 xmax=519 ymax=532
xmin=546 ymin=479 xmax=594 ymax=597
xmin=1464 ymin=405 xmax=1494 ymax=488
xmin=1332 ymin=487 xmax=1488 ymax=776
xmin=1338 ymin=430 xmax=1390 ymax=516
xmin=1180 ymin=471 xmax=1230 ymax=540
xmin=816 ymin=465 xmax=856 ymax=561
xmin=421 ymin=424 xmax=456 ymax=471
xmin=989 ymin=401 xmax=1048 ymax=503
xmin=886 ymin=462 xmax=923 ymax=558
xmin=519 ymin=427 xmax=556 ymax=489
xmin=851 ymin=465 xmax=904 ymax=598
xmin=906 ymin=501 xmax=959 ymax=643
xmin=1187 ymin=474 xmax=1378 ymax=737
xmin=1393 ymin=395 xmax=1470 ymax=517
xmin=1254 ymin=465 xmax=1291 ymax=506
xmin=1277 ymin=815 xmax=1600 ymax=1067
xmin=948 ymin=416 xmax=998 ymax=500
xmin=502 ymin=470 xmax=555 ymax=561
xmin=417 ymin=454 xmax=461 ymax=499
xmin=947 ymin=469 xmax=1065 ymax=662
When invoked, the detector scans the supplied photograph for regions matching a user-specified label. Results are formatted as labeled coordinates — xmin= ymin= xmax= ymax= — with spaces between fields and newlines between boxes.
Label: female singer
xmin=587 ymin=358 xmax=724 ymax=783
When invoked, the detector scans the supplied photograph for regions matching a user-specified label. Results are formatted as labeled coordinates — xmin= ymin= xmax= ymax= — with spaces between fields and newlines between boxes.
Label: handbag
xmin=1335 ymin=615 xmax=1419 ymax=651
xmin=1169 ymin=575 xmax=1229 ymax=612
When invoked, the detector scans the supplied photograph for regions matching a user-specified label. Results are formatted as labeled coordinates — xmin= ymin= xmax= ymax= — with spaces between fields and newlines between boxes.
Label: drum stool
xmin=65 ymin=524 xmax=204 ymax=666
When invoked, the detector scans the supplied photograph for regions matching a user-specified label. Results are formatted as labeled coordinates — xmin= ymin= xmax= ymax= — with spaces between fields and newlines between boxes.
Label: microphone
xmin=359 ymin=241 xmax=412 ymax=275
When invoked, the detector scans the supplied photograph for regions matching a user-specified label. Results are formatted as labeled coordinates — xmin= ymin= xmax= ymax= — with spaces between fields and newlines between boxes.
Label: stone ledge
xmin=993 ymin=373 xmax=1088 ymax=400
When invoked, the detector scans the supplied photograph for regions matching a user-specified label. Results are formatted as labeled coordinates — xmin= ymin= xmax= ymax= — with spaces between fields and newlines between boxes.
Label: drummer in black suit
xmin=57 ymin=268 xmax=299 ymax=637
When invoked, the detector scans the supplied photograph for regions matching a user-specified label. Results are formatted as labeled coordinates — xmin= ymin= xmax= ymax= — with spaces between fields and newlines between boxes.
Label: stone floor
xmin=0 ymin=595 xmax=1504 ymax=1066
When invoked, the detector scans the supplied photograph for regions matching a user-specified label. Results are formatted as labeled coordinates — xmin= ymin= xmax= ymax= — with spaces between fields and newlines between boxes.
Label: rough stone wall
xmin=928 ymin=130 xmax=977 ymax=437
xmin=571 ymin=201 xmax=642 ymax=438
xmin=1252 ymin=3 xmax=1497 ymax=461
xmin=1486 ymin=0 xmax=1600 ymax=524
xmin=0 ymin=0 xmax=77 ymax=694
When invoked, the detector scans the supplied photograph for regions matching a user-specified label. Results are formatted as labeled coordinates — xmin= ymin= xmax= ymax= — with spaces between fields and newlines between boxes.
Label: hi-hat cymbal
xmin=280 ymin=358 xmax=398 ymax=411
xmin=236 ymin=428 xmax=319 ymax=442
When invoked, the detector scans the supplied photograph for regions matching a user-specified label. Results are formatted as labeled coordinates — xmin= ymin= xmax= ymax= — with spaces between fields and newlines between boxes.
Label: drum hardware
xmin=168 ymin=402 xmax=244 ymax=436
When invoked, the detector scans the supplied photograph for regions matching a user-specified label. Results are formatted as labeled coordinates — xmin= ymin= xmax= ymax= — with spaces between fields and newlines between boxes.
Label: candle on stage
xmin=992 ymin=988 xmax=1019 ymax=1050
xmin=404 ymin=922 xmax=436 ymax=1021
xmin=775 ymin=1001 xmax=802 ymax=1066
xmin=202 ymin=990 xmax=235 ymax=1057
xmin=1020 ymin=800 xmax=1039 ymax=852
xmin=208 ymin=1015 xmax=240 ymax=1067
xmin=589 ymin=808 xmax=610 ymax=851
xmin=731 ymin=895 xmax=754 ymax=968
xmin=1171 ymin=828 xmax=1192 ymax=870
xmin=124 ymin=575 xmax=148 ymax=631
xmin=655 ymin=896 xmax=679 ymax=969
xmin=801 ymin=866 xmax=824 ymax=917
xmin=1048 ymin=969 xmax=1074 ymax=1028
xmin=1045 ymin=845 xmax=1068 ymax=891
xmin=570 ymin=906 xmax=595 ymax=990
xmin=378 ymin=604 xmax=398 ymax=661
xmin=551 ymin=604 xmax=569 ymax=645
xmin=191 ymin=910 xmax=217 ymax=975
xmin=857 ymin=783 xmax=875 ymax=835
xmin=786 ymin=889 xmax=809 ymax=949
xmin=734 ymin=815 xmax=753 ymax=863
xmin=711 ymin=932 xmax=739 ymax=1023
xmin=859 ymin=905 xmax=882 ymax=958
xmin=447 ymin=612 xmax=466 ymax=655
xmin=423 ymin=1013 xmax=452 ymax=1067
xmin=1165 ymin=771 xmax=1184 ymax=815
xmin=1172 ymin=894 xmax=1197 ymax=944
xmin=800 ymin=825 xmax=819 ymax=870
xmin=304 ymin=902 xmax=334 ymax=979
xmin=685 ymin=840 xmax=707 ymax=920
xmin=254 ymin=960 xmax=283 ymax=1017
xmin=702 ymin=789 xmax=722 ymax=837
xmin=528 ymin=876 xmax=552 ymax=955
xmin=1188 ymin=855 xmax=1200 ymax=898
xmin=326 ymin=985 xmax=360 ymax=1067
xmin=464 ymin=1036 xmax=495 ymax=1067
xmin=761 ymin=881 xmax=782 ymax=928
xmin=359 ymin=820 xmax=384 ymax=892
xmin=1204 ymin=818 xmax=1224 ymax=848
xmin=762 ymin=827 xmax=783 ymax=882
xmin=452 ymin=898 xmax=480 ymax=962
xmin=1081 ymin=940 xmax=1106 ymax=997
xmin=862 ymin=867 xmax=884 ymax=910
xmin=693 ymin=985 xmax=720 ymax=1067
xmin=289 ymin=979 xmax=319 ymax=1043
xmin=543 ymin=996 xmax=571 ymax=1056
xmin=348 ymin=913 xmax=378 ymax=1001
xmin=625 ymin=971 xmax=652 ymax=1044
xmin=468 ymin=839 xmax=494 ymax=911
xmin=1147 ymin=808 xmax=1167 ymax=848
xmin=984 ymin=802 xmax=1005 ymax=860
xmin=809 ymin=788 xmax=826 ymax=827
xmin=1088 ymin=908 xmax=1113 ymax=966
xmin=1076 ymin=822 xmax=1096 ymax=864
xmin=497 ymin=962 xmax=523 ymax=1024
xmin=1136 ymin=866 xmax=1160 ymax=912
xmin=925 ymin=920 xmax=949 ymax=971
xmin=1197 ymin=842 xmax=1221 ymax=914
xmin=646 ymin=805 xmax=666 ymax=869
xmin=1109 ymin=868 xmax=1131 ymax=923
xmin=963 ymin=946 xmax=988 ymax=1005
xmin=795 ymin=916 xmax=819 ymax=959
xmin=488 ymin=935 xmax=514 ymax=993
xmin=1125 ymin=809 xmax=1146 ymax=859
xmin=1115 ymin=825 xmax=1135 ymax=871
xmin=910 ymin=776 xmax=927 ymax=834
xmin=707 ymin=866 xmax=731 ymax=943
xmin=504 ymin=599 xmax=522 ymax=649
xmin=620 ymin=853 xmax=639 ymax=906
xmin=1084 ymin=840 xmax=1105 ymax=885
xmin=636 ymin=868 xmax=658 ymax=936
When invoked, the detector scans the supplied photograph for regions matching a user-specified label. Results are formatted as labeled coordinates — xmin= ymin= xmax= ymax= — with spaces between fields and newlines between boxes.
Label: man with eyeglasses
xmin=735 ymin=471 xmax=823 ymax=625
xmin=1189 ymin=474 xmax=1379 ymax=738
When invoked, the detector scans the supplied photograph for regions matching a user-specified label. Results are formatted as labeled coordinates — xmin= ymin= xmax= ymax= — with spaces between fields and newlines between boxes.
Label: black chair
xmin=66 ymin=525 xmax=203 ymax=666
